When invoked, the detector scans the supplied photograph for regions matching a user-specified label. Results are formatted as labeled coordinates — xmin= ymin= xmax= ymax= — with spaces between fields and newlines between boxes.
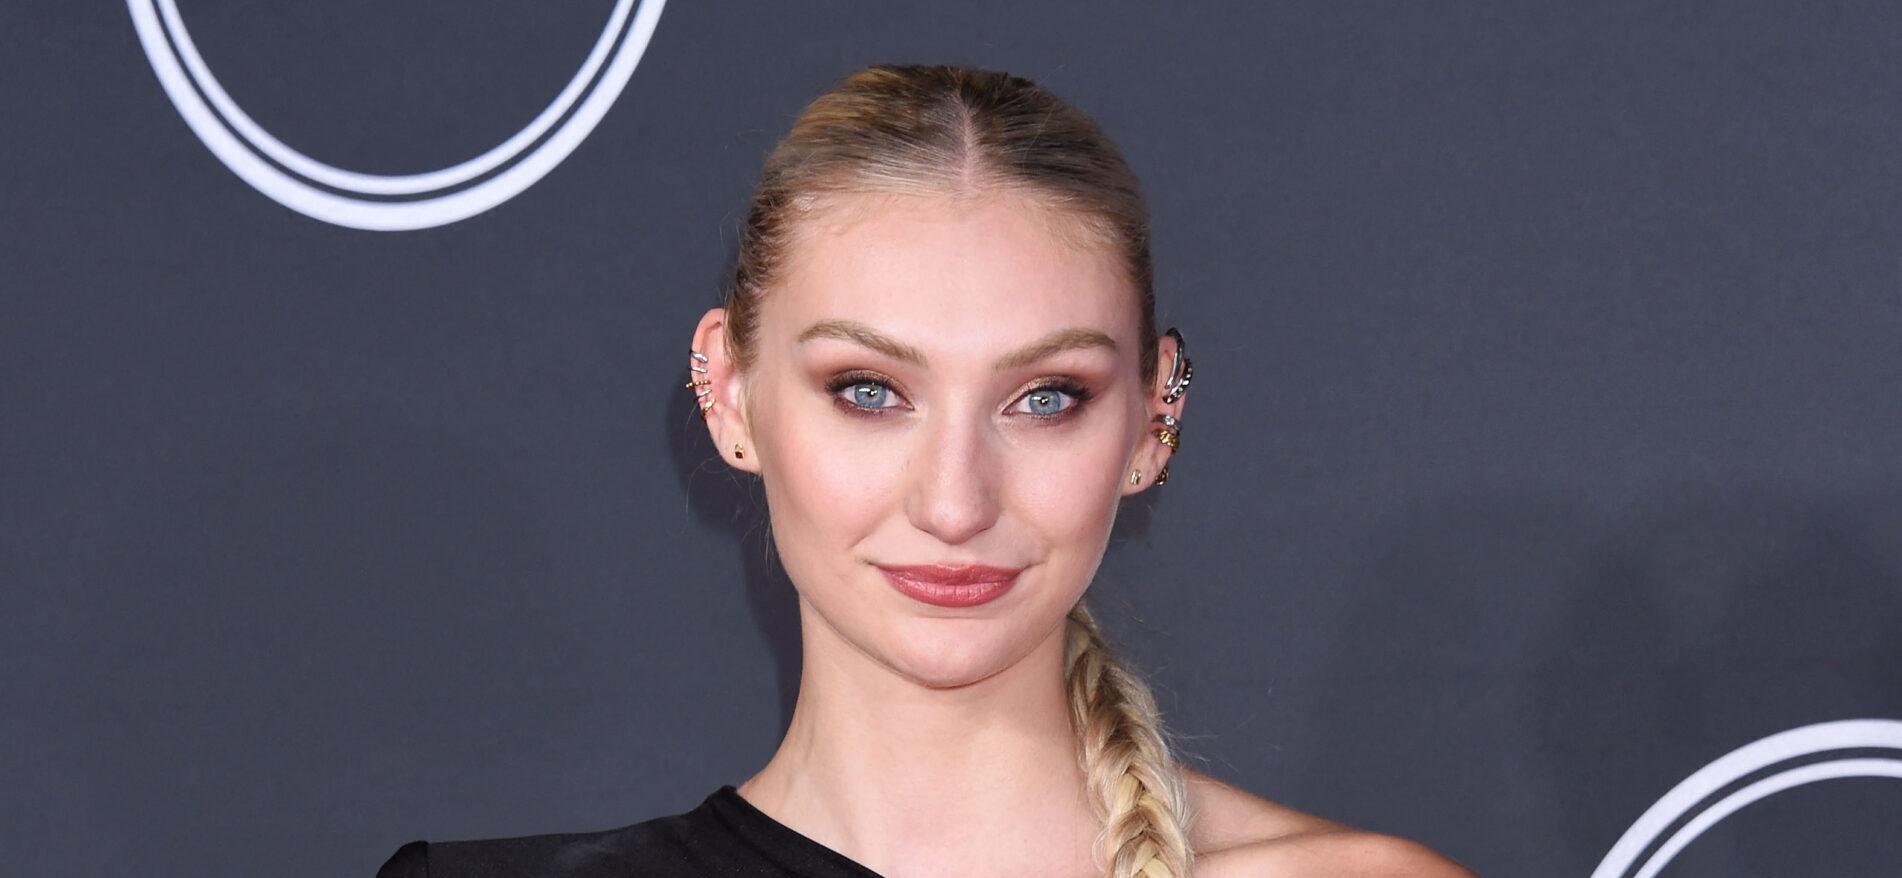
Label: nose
xmin=903 ymin=408 xmax=1003 ymax=546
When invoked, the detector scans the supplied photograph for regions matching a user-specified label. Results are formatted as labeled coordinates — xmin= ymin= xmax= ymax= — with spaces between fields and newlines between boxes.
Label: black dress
xmin=375 ymin=785 xmax=885 ymax=877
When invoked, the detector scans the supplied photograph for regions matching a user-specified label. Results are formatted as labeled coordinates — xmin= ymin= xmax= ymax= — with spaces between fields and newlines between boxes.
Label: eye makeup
xmin=822 ymin=370 xmax=1096 ymax=424
xmin=1012 ymin=378 xmax=1093 ymax=421
xmin=823 ymin=370 xmax=909 ymax=416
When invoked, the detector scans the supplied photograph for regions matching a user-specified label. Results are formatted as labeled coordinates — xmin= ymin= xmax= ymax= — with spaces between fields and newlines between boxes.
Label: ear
xmin=1120 ymin=329 xmax=1188 ymax=496
xmin=690 ymin=307 xmax=760 ymax=474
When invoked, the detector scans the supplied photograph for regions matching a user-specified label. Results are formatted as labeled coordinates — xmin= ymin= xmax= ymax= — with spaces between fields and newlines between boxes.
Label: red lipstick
xmin=877 ymin=563 xmax=1021 ymax=608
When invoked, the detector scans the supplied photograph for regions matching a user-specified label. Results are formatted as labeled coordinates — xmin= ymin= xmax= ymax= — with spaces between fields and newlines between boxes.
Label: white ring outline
xmin=126 ymin=0 xmax=666 ymax=230
xmin=1591 ymin=719 xmax=1902 ymax=878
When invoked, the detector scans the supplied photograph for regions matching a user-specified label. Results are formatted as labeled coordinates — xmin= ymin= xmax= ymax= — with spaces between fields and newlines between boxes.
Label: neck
xmin=738 ymin=596 xmax=1100 ymax=878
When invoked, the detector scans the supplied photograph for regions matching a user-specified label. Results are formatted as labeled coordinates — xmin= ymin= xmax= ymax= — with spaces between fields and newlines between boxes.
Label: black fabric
xmin=375 ymin=786 xmax=885 ymax=878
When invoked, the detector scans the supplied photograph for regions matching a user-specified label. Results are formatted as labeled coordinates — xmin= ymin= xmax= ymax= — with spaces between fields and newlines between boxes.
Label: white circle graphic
xmin=127 ymin=0 xmax=666 ymax=230
xmin=1591 ymin=718 xmax=1902 ymax=878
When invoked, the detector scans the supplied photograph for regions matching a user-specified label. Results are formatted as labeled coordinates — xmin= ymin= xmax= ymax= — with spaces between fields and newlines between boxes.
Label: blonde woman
xmin=379 ymin=63 xmax=1473 ymax=878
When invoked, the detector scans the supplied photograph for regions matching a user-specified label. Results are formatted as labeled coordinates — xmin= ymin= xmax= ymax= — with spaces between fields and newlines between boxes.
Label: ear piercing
xmin=1128 ymin=413 xmax=1186 ymax=487
xmin=1153 ymin=413 xmax=1181 ymax=486
xmin=688 ymin=349 xmax=714 ymax=418
xmin=1160 ymin=327 xmax=1193 ymax=405
xmin=688 ymin=350 xmax=747 ymax=463
xmin=1151 ymin=329 xmax=1193 ymax=485
xmin=1153 ymin=413 xmax=1182 ymax=448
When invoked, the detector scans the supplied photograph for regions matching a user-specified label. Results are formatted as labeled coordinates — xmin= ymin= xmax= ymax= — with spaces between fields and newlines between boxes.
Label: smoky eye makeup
xmin=1012 ymin=377 xmax=1094 ymax=421
xmin=824 ymin=370 xmax=908 ymax=414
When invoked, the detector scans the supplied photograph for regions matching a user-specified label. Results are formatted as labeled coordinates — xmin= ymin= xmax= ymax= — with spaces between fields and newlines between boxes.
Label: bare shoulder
xmin=1182 ymin=766 xmax=1477 ymax=878
xmin=1203 ymin=830 xmax=1478 ymax=878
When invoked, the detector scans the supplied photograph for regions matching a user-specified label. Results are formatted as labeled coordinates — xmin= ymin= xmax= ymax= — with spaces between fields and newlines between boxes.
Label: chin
xmin=879 ymin=618 xmax=1042 ymax=690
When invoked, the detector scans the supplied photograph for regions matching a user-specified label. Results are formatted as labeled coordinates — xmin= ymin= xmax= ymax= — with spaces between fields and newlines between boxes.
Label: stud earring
xmin=1129 ymin=469 xmax=1142 ymax=485
xmin=733 ymin=443 xmax=745 ymax=459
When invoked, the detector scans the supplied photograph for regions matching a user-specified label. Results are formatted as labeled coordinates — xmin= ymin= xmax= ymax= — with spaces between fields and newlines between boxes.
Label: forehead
xmin=765 ymin=191 xmax=1135 ymax=353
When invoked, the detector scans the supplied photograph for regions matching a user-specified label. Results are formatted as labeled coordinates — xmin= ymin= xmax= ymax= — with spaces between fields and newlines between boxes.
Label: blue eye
xmin=835 ymin=379 xmax=901 ymax=410
xmin=1014 ymin=383 xmax=1090 ymax=419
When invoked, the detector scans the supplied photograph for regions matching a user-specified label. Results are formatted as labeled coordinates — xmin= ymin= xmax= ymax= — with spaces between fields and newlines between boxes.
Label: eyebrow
xmin=796 ymin=319 xmax=1118 ymax=370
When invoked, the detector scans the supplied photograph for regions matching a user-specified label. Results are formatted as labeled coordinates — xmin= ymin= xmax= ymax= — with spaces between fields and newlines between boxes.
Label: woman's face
xmin=697 ymin=190 xmax=1179 ymax=689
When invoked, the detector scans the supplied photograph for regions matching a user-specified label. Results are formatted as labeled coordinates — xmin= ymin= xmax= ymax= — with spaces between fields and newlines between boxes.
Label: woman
xmin=379 ymin=63 xmax=1473 ymax=878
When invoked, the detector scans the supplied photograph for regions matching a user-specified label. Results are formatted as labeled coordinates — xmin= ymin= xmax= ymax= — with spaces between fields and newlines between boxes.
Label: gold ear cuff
xmin=1151 ymin=413 xmax=1181 ymax=486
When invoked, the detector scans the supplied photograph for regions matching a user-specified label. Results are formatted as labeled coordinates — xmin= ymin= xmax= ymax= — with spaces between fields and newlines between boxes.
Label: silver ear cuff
xmin=1160 ymin=327 xmax=1193 ymax=404
xmin=688 ymin=349 xmax=714 ymax=418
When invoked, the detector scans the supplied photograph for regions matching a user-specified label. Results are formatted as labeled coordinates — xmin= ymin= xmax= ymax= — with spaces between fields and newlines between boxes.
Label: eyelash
xmin=823 ymin=371 xmax=1095 ymax=423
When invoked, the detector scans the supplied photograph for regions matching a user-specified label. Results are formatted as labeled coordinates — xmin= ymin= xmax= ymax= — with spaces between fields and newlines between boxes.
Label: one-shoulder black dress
xmin=375 ymin=785 xmax=885 ymax=877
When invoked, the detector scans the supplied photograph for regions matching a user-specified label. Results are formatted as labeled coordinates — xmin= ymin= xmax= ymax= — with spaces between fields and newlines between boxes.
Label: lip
xmin=877 ymin=563 xmax=1022 ymax=608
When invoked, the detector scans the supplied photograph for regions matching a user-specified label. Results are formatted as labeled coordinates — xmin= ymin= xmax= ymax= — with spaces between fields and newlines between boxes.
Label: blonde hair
xmin=722 ymin=63 xmax=1195 ymax=877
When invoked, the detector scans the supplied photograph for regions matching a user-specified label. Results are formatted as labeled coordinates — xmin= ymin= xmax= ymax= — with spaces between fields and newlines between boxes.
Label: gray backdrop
xmin=4 ymin=2 xmax=1900 ymax=876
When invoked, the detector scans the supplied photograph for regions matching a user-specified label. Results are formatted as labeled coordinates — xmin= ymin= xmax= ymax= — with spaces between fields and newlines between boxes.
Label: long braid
xmin=1065 ymin=599 xmax=1197 ymax=878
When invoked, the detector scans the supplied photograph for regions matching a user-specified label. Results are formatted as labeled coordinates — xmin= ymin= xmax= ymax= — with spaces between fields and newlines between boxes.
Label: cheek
xmin=757 ymin=403 xmax=907 ymax=552
xmin=1005 ymin=427 xmax=1127 ymax=547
